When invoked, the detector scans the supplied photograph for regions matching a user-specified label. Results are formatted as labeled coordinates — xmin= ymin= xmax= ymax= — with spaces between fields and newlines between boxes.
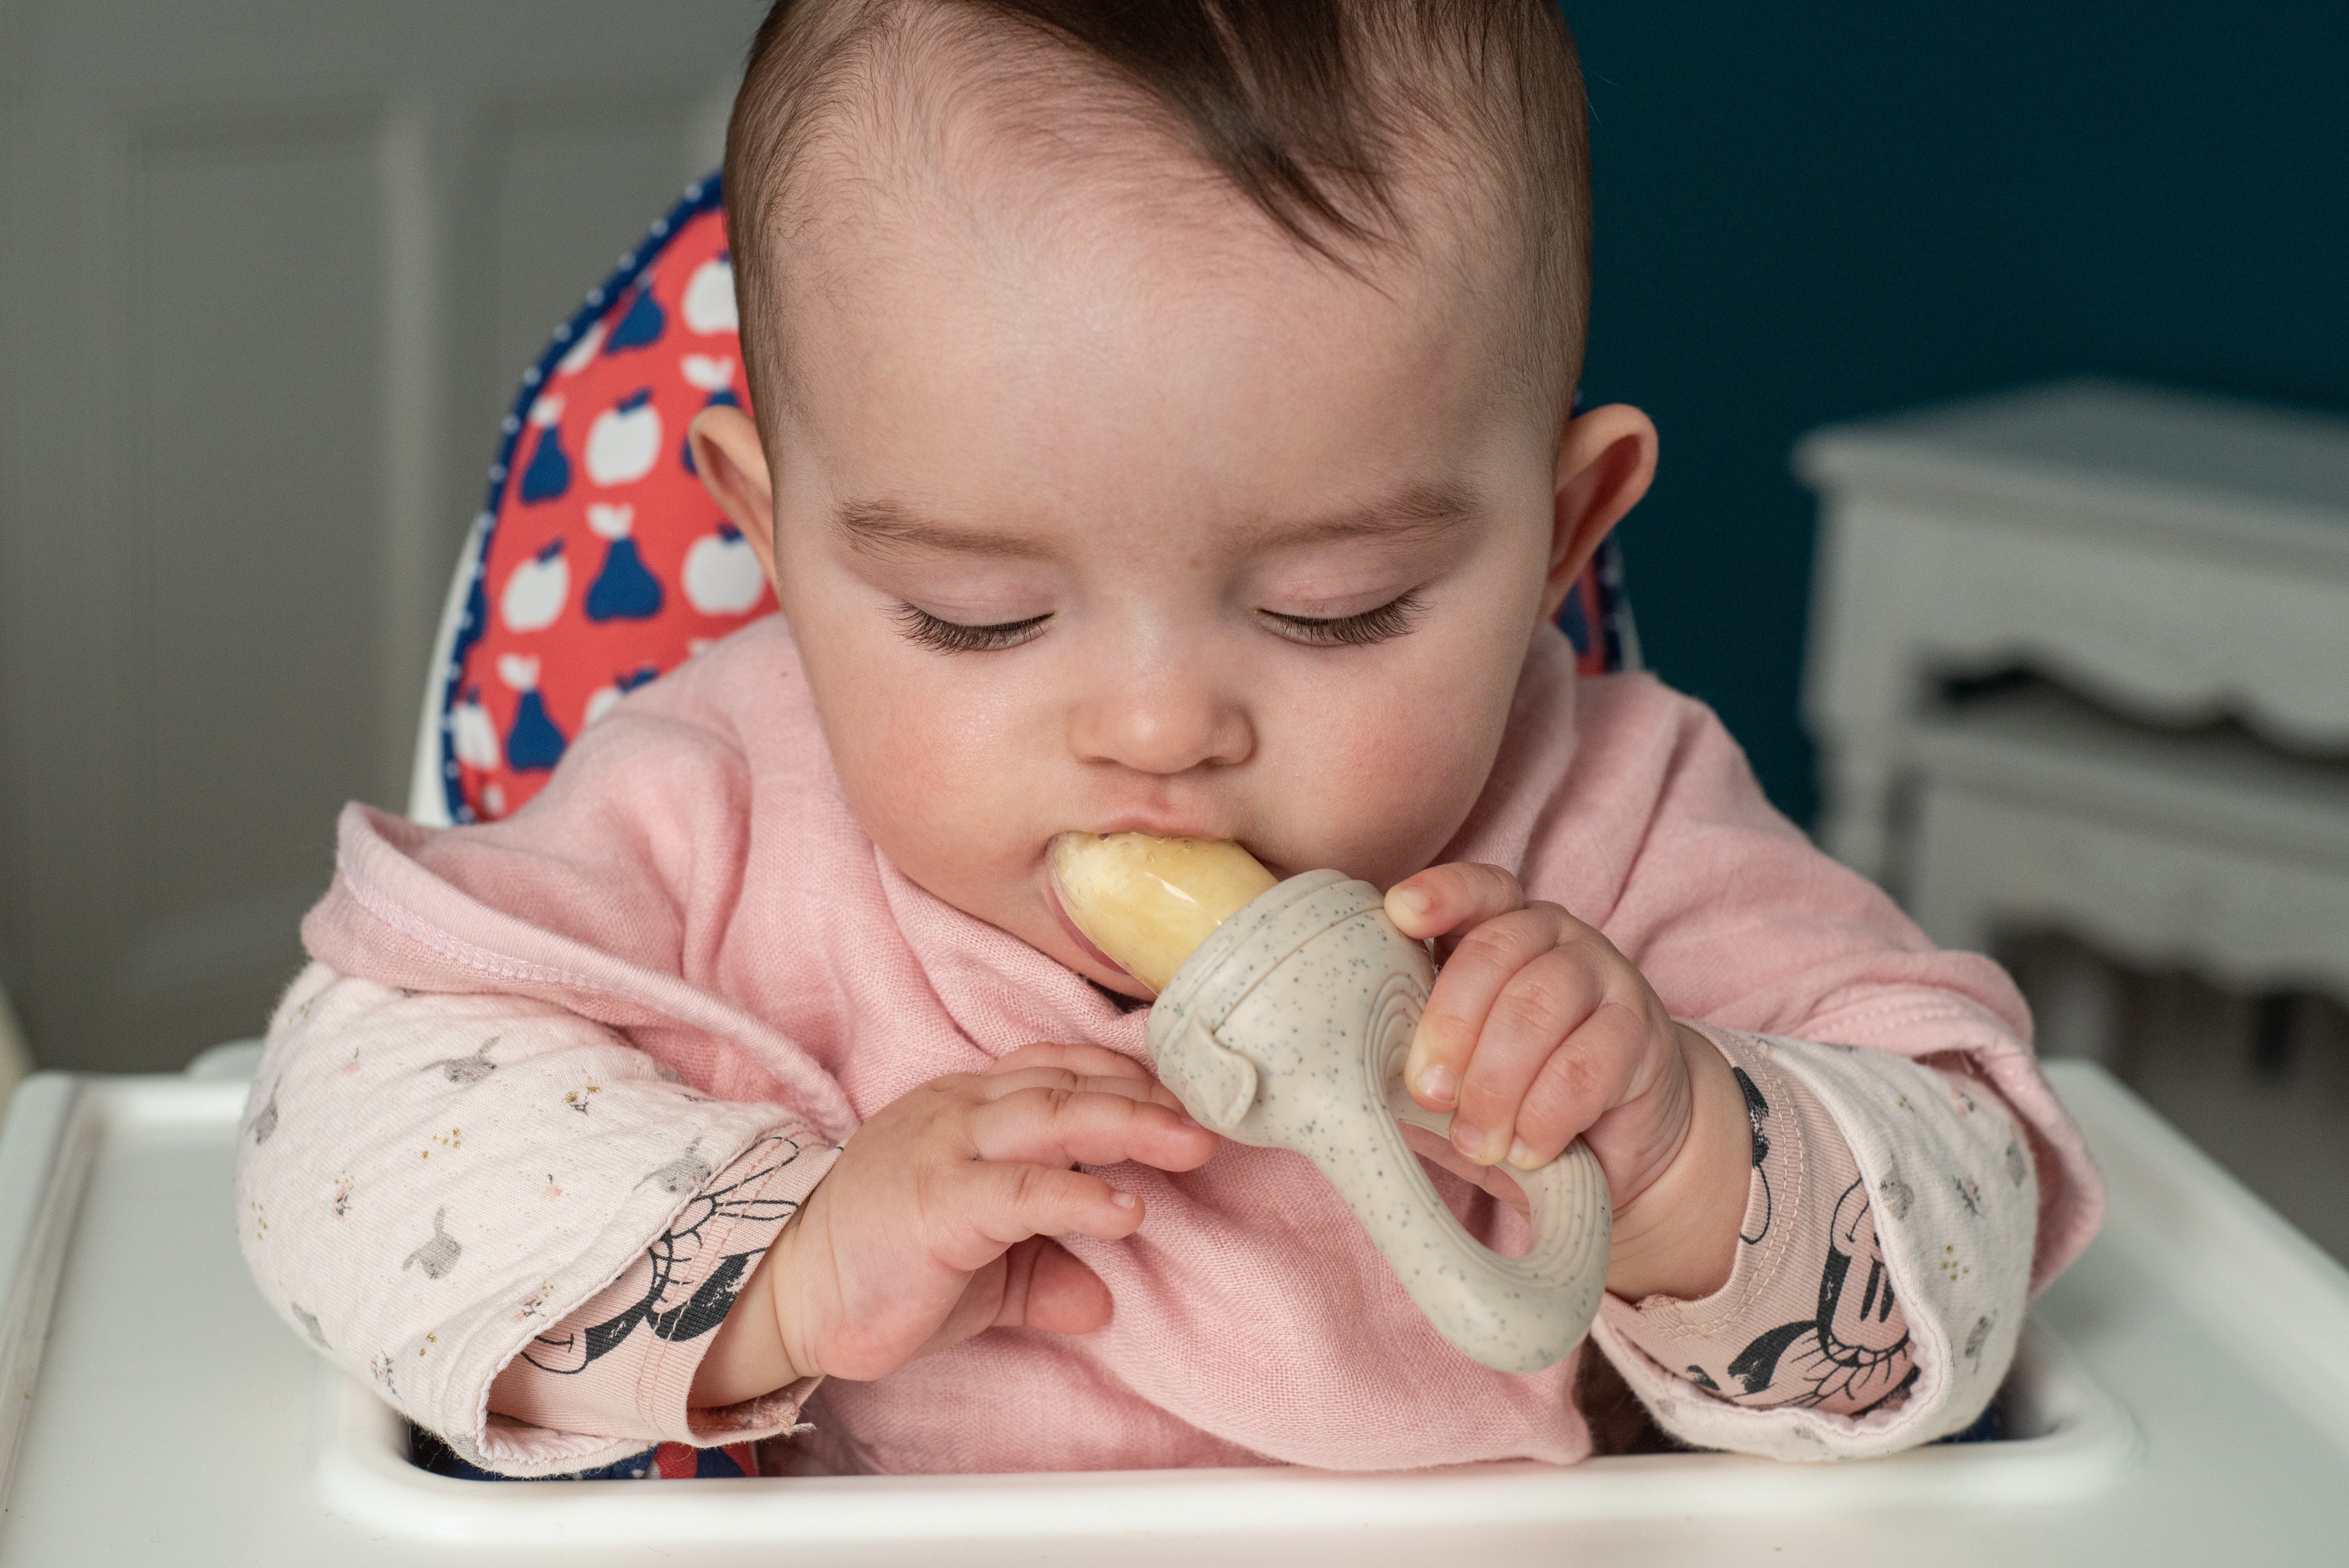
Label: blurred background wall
xmin=1572 ymin=0 xmax=2349 ymax=823
xmin=0 ymin=0 xmax=768 ymax=1075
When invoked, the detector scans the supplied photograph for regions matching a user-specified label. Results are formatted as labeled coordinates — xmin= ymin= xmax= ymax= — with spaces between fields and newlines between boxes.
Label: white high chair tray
xmin=1 ymin=1060 xmax=2344 ymax=1565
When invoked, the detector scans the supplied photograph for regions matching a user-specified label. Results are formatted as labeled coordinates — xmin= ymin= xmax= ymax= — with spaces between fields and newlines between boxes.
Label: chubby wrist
xmin=1602 ymin=1022 xmax=1749 ymax=1304
xmin=686 ymin=1211 xmax=812 ymax=1406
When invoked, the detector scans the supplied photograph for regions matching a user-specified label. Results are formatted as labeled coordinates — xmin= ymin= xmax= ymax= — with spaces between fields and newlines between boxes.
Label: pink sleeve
xmin=1605 ymin=1031 xmax=1915 ymax=1416
xmin=490 ymin=1135 xmax=820 ymax=1444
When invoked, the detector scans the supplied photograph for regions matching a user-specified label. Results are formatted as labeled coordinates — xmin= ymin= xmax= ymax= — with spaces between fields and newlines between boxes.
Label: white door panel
xmin=0 ymin=0 xmax=767 ymax=1070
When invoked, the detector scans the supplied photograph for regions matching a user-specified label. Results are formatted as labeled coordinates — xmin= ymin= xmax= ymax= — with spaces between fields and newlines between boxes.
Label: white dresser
xmin=1798 ymin=379 xmax=2349 ymax=1009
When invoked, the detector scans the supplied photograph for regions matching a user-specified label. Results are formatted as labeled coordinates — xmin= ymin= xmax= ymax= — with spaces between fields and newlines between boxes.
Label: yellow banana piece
xmin=1047 ymin=832 xmax=1277 ymax=994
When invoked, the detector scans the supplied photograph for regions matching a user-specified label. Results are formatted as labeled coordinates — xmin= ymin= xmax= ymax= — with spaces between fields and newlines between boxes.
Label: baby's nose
xmin=1068 ymin=670 xmax=1253 ymax=776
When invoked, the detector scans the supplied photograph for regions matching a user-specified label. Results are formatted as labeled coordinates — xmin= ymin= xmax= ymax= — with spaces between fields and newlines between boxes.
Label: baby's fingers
xmin=1447 ymin=945 xmax=1616 ymax=1166
xmin=980 ymin=1063 xmax=1191 ymax=1117
xmin=947 ymin=1162 xmax=1147 ymax=1263
xmin=971 ymin=1085 xmax=1218 ymax=1173
xmin=1405 ymin=903 xmax=1583 ymax=1112
xmin=1385 ymin=862 xmax=1525 ymax=942
xmin=989 ymin=1042 xmax=1149 ymax=1082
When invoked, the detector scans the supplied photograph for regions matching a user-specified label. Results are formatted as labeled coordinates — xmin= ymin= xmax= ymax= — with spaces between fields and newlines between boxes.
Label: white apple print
xmin=680 ymin=354 xmax=734 ymax=393
xmin=682 ymin=256 xmax=737 ymax=335
xmin=683 ymin=522 xmax=766 ymax=615
xmin=498 ymin=653 xmax=542 ymax=693
xmin=451 ymin=689 xmax=500 ymax=769
xmin=500 ymin=538 xmax=569 ymax=632
xmin=586 ymin=390 xmax=662 ymax=486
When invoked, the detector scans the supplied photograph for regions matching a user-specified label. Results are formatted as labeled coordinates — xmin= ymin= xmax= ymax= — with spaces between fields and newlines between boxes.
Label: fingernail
xmin=1111 ymin=1191 xmax=1138 ymax=1210
xmin=1415 ymin=1064 xmax=1456 ymax=1106
xmin=1451 ymin=1119 xmax=1495 ymax=1163
xmin=1507 ymin=1138 xmax=1538 ymax=1170
xmin=1394 ymin=887 xmax=1431 ymax=918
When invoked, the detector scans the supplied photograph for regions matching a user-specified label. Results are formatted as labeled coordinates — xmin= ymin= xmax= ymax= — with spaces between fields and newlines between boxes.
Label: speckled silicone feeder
xmin=1050 ymin=833 xmax=1611 ymax=1374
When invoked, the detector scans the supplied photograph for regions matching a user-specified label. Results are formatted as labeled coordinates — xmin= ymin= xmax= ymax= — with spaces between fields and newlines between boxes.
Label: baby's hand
xmin=1385 ymin=863 xmax=1749 ymax=1302
xmin=699 ymin=1043 xmax=1216 ymax=1398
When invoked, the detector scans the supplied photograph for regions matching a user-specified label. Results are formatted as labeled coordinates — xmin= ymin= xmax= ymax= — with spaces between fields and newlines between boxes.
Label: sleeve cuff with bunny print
xmin=1594 ymin=1027 xmax=2036 ymax=1460
xmin=487 ymin=1134 xmax=822 ymax=1446
xmin=1604 ymin=1029 xmax=1917 ymax=1416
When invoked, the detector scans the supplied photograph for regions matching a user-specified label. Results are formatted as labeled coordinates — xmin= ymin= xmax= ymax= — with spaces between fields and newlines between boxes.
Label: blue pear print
xmin=583 ymin=503 xmax=663 ymax=622
xmin=518 ymin=396 xmax=571 ymax=504
xmin=604 ymin=280 xmax=667 ymax=353
xmin=499 ymin=654 xmax=566 ymax=773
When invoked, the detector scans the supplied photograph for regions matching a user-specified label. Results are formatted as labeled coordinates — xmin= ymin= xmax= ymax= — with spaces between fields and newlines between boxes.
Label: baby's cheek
xmin=824 ymin=669 xmax=1051 ymax=908
xmin=1279 ymin=658 xmax=1515 ymax=883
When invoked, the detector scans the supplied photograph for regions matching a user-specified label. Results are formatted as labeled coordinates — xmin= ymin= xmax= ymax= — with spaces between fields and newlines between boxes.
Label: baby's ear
xmin=687 ymin=405 xmax=780 ymax=584
xmin=1542 ymin=403 xmax=1659 ymax=624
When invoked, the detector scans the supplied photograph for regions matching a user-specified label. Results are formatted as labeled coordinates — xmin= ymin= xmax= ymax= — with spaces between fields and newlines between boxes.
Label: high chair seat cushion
xmin=437 ymin=181 xmax=772 ymax=825
xmin=435 ymin=177 xmax=1632 ymax=826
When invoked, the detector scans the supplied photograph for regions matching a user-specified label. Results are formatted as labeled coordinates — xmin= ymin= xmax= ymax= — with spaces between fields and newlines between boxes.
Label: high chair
xmin=2 ymin=178 xmax=2346 ymax=1566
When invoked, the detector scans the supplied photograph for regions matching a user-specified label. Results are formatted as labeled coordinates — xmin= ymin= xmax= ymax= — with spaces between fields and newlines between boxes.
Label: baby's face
xmin=704 ymin=142 xmax=1639 ymax=997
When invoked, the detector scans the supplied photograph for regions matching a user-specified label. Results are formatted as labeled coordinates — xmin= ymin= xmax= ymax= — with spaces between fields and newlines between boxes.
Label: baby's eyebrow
xmin=833 ymin=499 xmax=1051 ymax=560
xmin=832 ymin=482 xmax=1480 ymax=558
xmin=1248 ymin=483 xmax=1482 ymax=547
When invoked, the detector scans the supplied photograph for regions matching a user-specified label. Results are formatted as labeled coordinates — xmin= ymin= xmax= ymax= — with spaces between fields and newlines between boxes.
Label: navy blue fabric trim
xmin=437 ymin=173 xmax=727 ymax=826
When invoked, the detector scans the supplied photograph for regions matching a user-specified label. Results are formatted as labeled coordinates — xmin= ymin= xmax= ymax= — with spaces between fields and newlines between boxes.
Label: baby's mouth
xmin=1045 ymin=866 xmax=1136 ymax=982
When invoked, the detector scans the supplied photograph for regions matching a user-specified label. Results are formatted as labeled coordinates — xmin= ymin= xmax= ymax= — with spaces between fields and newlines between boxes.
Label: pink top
xmin=243 ymin=617 xmax=2100 ymax=1475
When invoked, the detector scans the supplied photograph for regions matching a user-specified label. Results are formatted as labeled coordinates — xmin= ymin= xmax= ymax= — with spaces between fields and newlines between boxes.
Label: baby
xmin=239 ymin=0 xmax=2101 ymax=1479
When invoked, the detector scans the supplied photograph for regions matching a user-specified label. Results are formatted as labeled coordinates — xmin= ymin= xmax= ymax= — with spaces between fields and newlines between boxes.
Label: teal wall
xmin=1570 ymin=3 xmax=2349 ymax=824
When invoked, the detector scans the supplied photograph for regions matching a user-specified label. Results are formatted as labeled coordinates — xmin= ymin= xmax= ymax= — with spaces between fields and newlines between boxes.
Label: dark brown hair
xmin=724 ymin=0 xmax=1590 ymax=423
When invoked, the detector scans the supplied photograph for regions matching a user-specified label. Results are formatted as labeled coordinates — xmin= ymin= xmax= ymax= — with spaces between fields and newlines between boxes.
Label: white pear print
xmin=586 ymin=390 xmax=662 ymax=486
xmin=682 ymin=255 xmax=738 ymax=335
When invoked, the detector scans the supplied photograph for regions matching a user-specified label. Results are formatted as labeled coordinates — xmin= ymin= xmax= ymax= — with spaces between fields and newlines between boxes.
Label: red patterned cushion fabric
xmin=441 ymin=178 xmax=1626 ymax=825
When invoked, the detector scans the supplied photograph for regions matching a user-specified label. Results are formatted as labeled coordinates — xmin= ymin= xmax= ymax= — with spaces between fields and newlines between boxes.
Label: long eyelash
xmin=890 ymin=604 xmax=1051 ymax=653
xmin=1268 ymin=591 xmax=1426 ymax=648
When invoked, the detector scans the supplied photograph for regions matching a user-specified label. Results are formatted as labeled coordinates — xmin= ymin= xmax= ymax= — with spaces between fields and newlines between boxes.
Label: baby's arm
xmin=235 ymin=962 xmax=836 ymax=1478
xmin=1386 ymin=862 xmax=2036 ymax=1456
xmin=1459 ymin=676 xmax=2094 ymax=1455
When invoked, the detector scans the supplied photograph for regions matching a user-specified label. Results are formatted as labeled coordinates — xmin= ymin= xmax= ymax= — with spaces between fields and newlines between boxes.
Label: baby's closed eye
xmin=890 ymin=604 xmax=1052 ymax=654
xmin=1260 ymin=590 xmax=1426 ymax=648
